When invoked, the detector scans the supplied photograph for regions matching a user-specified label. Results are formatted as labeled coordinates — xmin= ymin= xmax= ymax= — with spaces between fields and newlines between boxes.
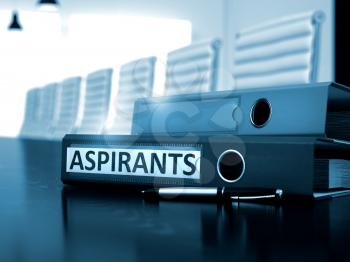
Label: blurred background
xmin=0 ymin=0 xmax=335 ymax=137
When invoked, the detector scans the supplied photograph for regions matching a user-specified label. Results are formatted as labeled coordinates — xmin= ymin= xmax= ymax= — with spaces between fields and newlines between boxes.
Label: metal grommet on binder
xmin=217 ymin=149 xmax=245 ymax=183
xmin=250 ymin=98 xmax=272 ymax=128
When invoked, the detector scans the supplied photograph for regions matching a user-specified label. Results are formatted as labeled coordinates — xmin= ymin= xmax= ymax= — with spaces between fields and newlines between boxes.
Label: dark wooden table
xmin=0 ymin=137 xmax=349 ymax=262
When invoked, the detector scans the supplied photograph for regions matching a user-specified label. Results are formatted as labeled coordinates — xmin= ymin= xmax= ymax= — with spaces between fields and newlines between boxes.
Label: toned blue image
xmin=0 ymin=1 xmax=350 ymax=261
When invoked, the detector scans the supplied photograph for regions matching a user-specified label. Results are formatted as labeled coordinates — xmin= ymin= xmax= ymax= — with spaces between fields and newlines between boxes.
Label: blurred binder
xmin=61 ymin=134 xmax=350 ymax=199
xmin=132 ymin=82 xmax=350 ymax=140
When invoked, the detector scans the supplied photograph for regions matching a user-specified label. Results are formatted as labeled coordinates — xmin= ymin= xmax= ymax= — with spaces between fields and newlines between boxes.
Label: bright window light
xmin=0 ymin=12 xmax=192 ymax=137
xmin=66 ymin=15 xmax=191 ymax=129
xmin=0 ymin=10 xmax=62 ymax=137
xmin=65 ymin=14 xmax=191 ymax=91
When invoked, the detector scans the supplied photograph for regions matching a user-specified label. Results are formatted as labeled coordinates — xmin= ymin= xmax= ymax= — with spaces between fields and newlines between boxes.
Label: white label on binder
xmin=66 ymin=147 xmax=201 ymax=179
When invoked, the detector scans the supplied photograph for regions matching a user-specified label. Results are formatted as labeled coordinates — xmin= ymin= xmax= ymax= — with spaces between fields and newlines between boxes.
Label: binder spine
xmin=61 ymin=135 xmax=316 ymax=196
xmin=132 ymin=83 xmax=329 ymax=137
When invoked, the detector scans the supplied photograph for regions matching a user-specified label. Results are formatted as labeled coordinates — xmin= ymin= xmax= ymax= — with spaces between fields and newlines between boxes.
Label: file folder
xmin=132 ymin=82 xmax=350 ymax=140
xmin=61 ymin=134 xmax=350 ymax=200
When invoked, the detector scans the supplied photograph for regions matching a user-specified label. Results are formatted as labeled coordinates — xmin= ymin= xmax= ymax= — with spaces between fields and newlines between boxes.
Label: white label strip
xmin=66 ymin=147 xmax=201 ymax=179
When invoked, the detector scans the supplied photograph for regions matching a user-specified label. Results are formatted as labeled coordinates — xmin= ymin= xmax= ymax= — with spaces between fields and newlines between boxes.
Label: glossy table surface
xmin=1 ymin=137 xmax=350 ymax=262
